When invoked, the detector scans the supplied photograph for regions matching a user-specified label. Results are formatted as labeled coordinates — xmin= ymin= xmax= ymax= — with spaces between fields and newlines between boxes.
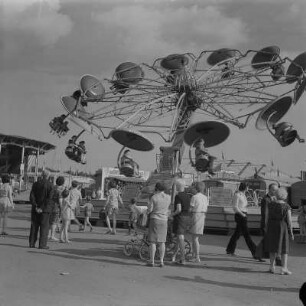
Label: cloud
xmin=2 ymin=0 xmax=73 ymax=47
xmin=92 ymin=3 xmax=248 ymax=61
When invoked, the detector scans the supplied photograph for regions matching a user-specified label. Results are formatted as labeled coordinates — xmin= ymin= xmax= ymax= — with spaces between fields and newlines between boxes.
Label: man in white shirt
xmin=226 ymin=182 xmax=256 ymax=257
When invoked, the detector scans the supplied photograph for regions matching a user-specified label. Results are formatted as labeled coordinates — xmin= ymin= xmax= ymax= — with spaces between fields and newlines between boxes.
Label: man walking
xmin=29 ymin=170 xmax=54 ymax=249
xmin=226 ymin=182 xmax=256 ymax=257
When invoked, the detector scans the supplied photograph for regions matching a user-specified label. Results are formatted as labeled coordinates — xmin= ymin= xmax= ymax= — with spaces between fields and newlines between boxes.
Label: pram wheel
xmin=123 ymin=242 xmax=134 ymax=256
xmin=139 ymin=242 xmax=150 ymax=261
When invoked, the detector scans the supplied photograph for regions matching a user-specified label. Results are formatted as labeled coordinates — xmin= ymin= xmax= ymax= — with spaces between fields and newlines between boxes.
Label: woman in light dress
xmin=0 ymin=175 xmax=14 ymax=235
xmin=189 ymin=181 xmax=208 ymax=263
xmin=60 ymin=189 xmax=75 ymax=243
xmin=105 ymin=180 xmax=123 ymax=235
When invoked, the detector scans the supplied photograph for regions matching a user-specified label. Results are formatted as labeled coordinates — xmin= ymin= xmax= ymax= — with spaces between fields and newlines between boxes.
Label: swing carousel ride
xmin=50 ymin=46 xmax=306 ymax=177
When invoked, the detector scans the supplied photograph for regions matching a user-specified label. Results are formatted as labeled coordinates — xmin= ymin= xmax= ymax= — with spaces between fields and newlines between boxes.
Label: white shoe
xmin=49 ymin=237 xmax=59 ymax=242
xmin=281 ymin=269 xmax=292 ymax=275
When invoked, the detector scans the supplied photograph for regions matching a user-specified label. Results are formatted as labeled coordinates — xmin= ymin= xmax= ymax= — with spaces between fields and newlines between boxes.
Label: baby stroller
xmin=138 ymin=218 xmax=191 ymax=262
xmin=123 ymin=210 xmax=149 ymax=258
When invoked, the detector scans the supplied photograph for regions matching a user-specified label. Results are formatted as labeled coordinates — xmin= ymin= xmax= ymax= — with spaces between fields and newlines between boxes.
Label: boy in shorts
xmin=81 ymin=196 xmax=94 ymax=232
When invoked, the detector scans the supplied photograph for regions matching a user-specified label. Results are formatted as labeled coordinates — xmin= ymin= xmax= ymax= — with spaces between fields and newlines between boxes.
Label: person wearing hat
xmin=146 ymin=182 xmax=171 ymax=267
xmin=29 ymin=170 xmax=54 ymax=249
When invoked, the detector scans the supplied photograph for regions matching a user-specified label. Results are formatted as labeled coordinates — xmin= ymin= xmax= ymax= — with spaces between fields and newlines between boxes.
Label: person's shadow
xmin=165 ymin=275 xmax=299 ymax=293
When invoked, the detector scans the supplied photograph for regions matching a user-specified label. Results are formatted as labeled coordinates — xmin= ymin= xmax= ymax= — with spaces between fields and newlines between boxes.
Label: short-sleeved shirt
xmin=148 ymin=191 xmax=171 ymax=221
xmin=174 ymin=192 xmax=191 ymax=216
xmin=190 ymin=193 xmax=209 ymax=213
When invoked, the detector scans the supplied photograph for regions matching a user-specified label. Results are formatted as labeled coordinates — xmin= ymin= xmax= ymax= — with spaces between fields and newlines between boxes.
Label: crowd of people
xmin=127 ymin=180 xmax=296 ymax=276
xmin=28 ymin=171 xmax=93 ymax=249
xmin=0 ymin=171 xmax=301 ymax=277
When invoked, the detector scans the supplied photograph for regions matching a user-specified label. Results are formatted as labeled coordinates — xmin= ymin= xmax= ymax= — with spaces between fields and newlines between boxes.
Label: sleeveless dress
xmin=265 ymin=201 xmax=290 ymax=254
xmin=0 ymin=183 xmax=13 ymax=213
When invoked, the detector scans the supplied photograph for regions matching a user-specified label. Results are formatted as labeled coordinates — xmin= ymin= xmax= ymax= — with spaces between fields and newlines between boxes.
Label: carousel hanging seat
xmin=65 ymin=143 xmax=86 ymax=164
xmin=183 ymin=121 xmax=230 ymax=173
xmin=120 ymin=157 xmax=136 ymax=177
xmin=110 ymin=128 xmax=154 ymax=177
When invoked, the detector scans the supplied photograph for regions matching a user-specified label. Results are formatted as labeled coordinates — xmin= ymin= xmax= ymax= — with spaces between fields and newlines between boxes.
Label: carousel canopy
xmin=0 ymin=133 xmax=56 ymax=155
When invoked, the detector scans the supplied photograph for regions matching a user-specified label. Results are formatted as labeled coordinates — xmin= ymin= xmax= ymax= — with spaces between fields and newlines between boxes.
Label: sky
xmin=1 ymin=0 xmax=306 ymax=177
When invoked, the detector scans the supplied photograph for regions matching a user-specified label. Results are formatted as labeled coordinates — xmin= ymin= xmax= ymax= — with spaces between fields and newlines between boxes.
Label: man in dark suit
xmin=29 ymin=170 xmax=54 ymax=249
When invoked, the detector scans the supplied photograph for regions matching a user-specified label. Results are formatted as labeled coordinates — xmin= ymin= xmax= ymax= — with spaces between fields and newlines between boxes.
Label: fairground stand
xmin=77 ymin=150 xmax=302 ymax=235
xmin=0 ymin=133 xmax=56 ymax=203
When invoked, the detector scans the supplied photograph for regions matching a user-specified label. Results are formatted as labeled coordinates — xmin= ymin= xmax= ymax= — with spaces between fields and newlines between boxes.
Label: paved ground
xmin=0 ymin=205 xmax=305 ymax=306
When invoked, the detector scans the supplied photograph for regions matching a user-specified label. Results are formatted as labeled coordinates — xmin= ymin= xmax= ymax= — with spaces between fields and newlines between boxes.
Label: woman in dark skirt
xmin=265 ymin=187 xmax=294 ymax=275
xmin=171 ymin=179 xmax=191 ymax=264
xmin=147 ymin=182 xmax=171 ymax=267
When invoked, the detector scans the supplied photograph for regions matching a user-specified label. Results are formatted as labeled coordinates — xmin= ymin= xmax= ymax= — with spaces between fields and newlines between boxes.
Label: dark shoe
xmin=29 ymin=245 xmax=35 ymax=248
xmin=38 ymin=246 xmax=50 ymax=250
xmin=275 ymin=258 xmax=282 ymax=266
xmin=159 ymin=262 xmax=165 ymax=268
xmin=146 ymin=262 xmax=155 ymax=267
xmin=253 ymin=256 xmax=265 ymax=262
xmin=175 ymin=260 xmax=186 ymax=265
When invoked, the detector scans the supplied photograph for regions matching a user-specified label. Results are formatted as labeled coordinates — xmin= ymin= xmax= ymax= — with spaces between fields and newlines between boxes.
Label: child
xmin=60 ymin=189 xmax=74 ymax=243
xmin=127 ymin=198 xmax=140 ymax=235
xmin=104 ymin=180 xmax=123 ymax=235
xmin=81 ymin=196 xmax=94 ymax=232
xmin=298 ymin=201 xmax=306 ymax=235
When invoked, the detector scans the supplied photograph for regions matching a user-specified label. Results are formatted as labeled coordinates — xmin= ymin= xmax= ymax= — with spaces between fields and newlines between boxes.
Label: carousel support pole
xmin=19 ymin=145 xmax=25 ymax=191
xmin=24 ymin=155 xmax=29 ymax=190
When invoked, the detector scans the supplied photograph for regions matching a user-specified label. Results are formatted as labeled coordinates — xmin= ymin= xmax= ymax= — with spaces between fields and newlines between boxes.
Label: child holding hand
xmin=81 ymin=196 xmax=94 ymax=232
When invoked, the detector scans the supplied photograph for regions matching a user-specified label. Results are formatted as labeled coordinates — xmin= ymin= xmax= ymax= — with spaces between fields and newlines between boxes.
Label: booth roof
xmin=0 ymin=133 xmax=56 ymax=154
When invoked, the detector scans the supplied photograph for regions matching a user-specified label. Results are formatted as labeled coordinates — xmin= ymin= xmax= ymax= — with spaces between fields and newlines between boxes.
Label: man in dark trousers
xmin=258 ymin=182 xmax=282 ymax=265
xmin=29 ymin=170 xmax=54 ymax=249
